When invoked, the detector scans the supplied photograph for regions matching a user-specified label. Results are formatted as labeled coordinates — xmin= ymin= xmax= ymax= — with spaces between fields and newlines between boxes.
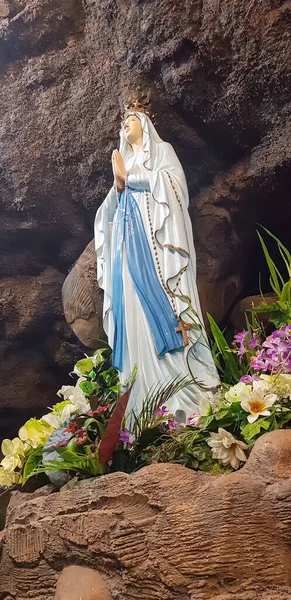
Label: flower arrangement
xmin=0 ymin=349 xmax=190 ymax=487
xmin=1 ymin=228 xmax=291 ymax=489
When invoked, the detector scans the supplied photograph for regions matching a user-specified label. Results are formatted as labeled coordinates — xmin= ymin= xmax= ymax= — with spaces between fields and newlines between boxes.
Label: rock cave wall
xmin=0 ymin=0 xmax=290 ymax=439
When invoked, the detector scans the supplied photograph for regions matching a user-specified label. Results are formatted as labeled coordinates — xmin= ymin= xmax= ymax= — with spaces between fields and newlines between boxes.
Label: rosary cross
xmin=175 ymin=319 xmax=192 ymax=346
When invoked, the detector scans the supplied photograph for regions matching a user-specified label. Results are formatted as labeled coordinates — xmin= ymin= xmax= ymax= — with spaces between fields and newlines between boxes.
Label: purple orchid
xmin=240 ymin=374 xmax=260 ymax=384
xmin=248 ymin=326 xmax=291 ymax=373
xmin=249 ymin=333 xmax=259 ymax=349
xmin=250 ymin=350 xmax=269 ymax=372
xmin=154 ymin=405 xmax=169 ymax=417
xmin=119 ymin=429 xmax=134 ymax=445
xmin=168 ymin=417 xmax=178 ymax=432
xmin=233 ymin=331 xmax=249 ymax=356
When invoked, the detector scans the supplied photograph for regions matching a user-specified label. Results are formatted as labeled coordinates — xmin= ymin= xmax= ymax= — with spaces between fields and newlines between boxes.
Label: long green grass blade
xmin=129 ymin=375 xmax=191 ymax=437
xmin=207 ymin=313 xmax=242 ymax=382
xmin=260 ymin=226 xmax=291 ymax=277
xmin=257 ymin=230 xmax=284 ymax=295
xmin=280 ymin=281 xmax=291 ymax=303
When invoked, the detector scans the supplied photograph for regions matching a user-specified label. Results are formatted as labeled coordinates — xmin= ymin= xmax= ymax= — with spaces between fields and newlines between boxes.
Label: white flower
xmin=57 ymin=377 xmax=86 ymax=400
xmin=241 ymin=386 xmax=277 ymax=423
xmin=43 ymin=398 xmax=90 ymax=429
xmin=57 ymin=385 xmax=75 ymax=399
xmin=207 ymin=428 xmax=248 ymax=470
xmin=42 ymin=412 xmax=62 ymax=429
xmin=225 ymin=382 xmax=251 ymax=404
xmin=56 ymin=379 xmax=89 ymax=416
xmin=197 ymin=393 xmax=213 ymax=416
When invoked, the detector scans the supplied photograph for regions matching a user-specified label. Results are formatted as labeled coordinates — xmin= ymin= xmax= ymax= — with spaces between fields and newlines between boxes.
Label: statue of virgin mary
xmin=94 ymin=102 xmax=220 ymax=420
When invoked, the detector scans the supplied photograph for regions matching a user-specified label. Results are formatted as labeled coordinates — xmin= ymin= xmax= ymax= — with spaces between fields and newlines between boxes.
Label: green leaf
xmin=257 ymin=230 xmax=284 ymax=296
xmin=79 ymin=380 xmax=96 ymax=397
xmin=136 ymin=427 xmax=163 ymax=452
xmin=280 ymin=281 xmax=291 ymax=303
xmin=207 ymin=314 xmax=242 ymax=383
xmin=199 ymin=414 xmax=215 ymax=429
xmin=275 ymin=410 xmax=291 ymax=429
xmin=93 ymin=348 xmax=109 ymax=367
xmin=241 ymin=418 xmax=270 ymax=442
xmin=22 ymin=449 xmax=43 ymax=484
xmin=260 ymin=226 xmax=291 ymax=277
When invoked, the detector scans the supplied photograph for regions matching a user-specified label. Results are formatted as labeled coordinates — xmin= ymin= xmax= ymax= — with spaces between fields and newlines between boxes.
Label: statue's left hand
xmin=112 ymin=150 xmax=127 ymax=182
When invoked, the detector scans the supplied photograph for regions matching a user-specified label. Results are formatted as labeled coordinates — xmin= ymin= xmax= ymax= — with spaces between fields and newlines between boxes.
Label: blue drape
xmin=112 ymin=189 xmax=183 ymax=371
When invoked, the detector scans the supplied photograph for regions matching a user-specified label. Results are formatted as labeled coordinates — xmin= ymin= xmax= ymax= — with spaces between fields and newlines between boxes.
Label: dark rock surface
xmin=0 ymin=0 xmax=290 ymax=437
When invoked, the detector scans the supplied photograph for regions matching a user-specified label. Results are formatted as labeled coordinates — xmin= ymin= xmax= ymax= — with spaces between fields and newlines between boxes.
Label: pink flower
xmin=187 ymin=412 xmax=202 ymax=428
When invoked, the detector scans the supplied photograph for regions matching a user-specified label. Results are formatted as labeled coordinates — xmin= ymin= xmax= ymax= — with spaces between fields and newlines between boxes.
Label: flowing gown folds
xmin=95 ymin=143 xmax=220 ymax=419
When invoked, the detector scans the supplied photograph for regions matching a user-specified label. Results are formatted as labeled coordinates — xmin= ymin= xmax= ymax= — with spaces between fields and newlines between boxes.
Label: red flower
xmin=64 ymin=422 xmax=78 ymax=434
xmin=88 ymin=405 xmax=111 ymax=416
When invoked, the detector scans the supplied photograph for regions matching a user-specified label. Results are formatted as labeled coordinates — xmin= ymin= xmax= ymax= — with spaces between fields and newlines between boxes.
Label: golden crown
xmin=123 ymin=98 xmax=151 ymax=119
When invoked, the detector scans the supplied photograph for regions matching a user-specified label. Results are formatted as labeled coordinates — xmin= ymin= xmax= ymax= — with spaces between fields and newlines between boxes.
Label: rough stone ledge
xmin=1 ymin=430 xmax=291 ymax=599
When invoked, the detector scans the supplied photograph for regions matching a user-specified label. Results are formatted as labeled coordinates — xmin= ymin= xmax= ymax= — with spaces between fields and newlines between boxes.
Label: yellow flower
xmin=1 ymin=438 xmax=26 ymax=472
xmin=0 ymin=467 xmax=21 ymax=487
xmin=19 ymin=418 xmax=53 ymax=449
xmin=207 ymin=428 xmax=248 ymax=470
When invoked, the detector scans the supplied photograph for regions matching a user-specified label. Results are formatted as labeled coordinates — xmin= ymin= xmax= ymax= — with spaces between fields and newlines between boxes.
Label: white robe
xmin=94 ymin=114 xmax=220 ymax=422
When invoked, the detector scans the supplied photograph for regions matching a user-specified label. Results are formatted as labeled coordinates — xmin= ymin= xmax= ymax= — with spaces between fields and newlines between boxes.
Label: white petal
xmin=252 ymin=380 xmax=266 ymax=395
xmin=42 ymin=413 xmax=59 ymax=428
xmin=247 ymin=414 xmax=259 ymax=423
xmin=218 ymin=448 xmax=231 ymax=461
xmin=222 ymin=436 xmax=235 ymax=449
xmin=241 ymin=399 xmax=251 ymax=412
xmin=207 ymin=439 xmax=223 ymax=449
xmin=263 ymin=394 xmax=277 ymax=407
xmin=237 ymin=439 xmax=249 ymax=450
xmin=235 ymin=445 xmax=248 ymax=462
xmin=230 ymin=454 xmax=240 ymax=470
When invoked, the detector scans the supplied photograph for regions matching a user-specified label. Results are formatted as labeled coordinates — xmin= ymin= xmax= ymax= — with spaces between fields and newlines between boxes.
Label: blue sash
xmin=112 ymin=189 xmax=183 ymax=371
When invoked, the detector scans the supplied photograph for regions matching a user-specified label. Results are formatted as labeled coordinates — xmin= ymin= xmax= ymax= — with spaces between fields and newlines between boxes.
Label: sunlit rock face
xmin=1 ymin=431 xmax=291 ymax=599
xmin=0 ymin=0 xmax=290 ymax=438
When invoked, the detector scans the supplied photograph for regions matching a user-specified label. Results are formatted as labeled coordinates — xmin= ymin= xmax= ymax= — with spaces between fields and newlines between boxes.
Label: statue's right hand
xmin=112 ymin=150 xmax=125 ymax=192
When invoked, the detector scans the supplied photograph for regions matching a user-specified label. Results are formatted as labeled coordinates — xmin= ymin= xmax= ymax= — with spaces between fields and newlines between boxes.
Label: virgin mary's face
xmin=123 ymin=114 xmax=143 ymax=145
